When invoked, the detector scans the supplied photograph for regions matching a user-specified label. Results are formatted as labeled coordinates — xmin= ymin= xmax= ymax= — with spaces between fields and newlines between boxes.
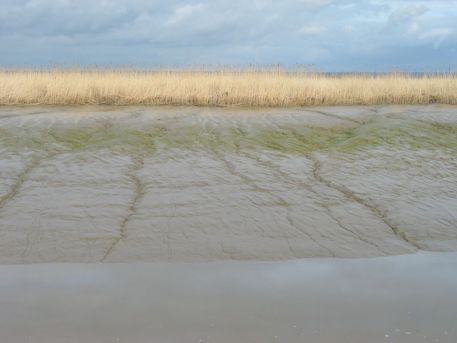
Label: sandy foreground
xmin=0 ymin=105 xmax=456 ymax=263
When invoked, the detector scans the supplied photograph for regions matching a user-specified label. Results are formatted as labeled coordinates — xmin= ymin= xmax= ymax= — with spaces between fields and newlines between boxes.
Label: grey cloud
xmin=0 ymin=0 xmax=456 ymax=71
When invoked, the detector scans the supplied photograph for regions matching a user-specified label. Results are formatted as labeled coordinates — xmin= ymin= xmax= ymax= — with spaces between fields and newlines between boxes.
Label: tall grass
xmin=1 ymin=68 xmax=456 ymax=106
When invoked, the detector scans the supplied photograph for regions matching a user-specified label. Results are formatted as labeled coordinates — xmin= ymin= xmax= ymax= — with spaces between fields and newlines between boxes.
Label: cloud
xmin=408 ymin=22 xmax=419 ymax=34
xmin=420 ymin=27 xmax=454 ymax=49
xmin=165 ymin=3 xmax=205 ymax=27
xmin=299 ymin=25 xmax=326 ymax=36
xmin=389 ymin=4 xmax=429 ymax=23
xmin=299 ymin=0 xmax=335 ymax=7
xmin=0 ymin=0 xmax=456 ymax=71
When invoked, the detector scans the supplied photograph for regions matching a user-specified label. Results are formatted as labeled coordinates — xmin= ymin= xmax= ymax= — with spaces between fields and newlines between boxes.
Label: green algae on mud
xmin=1 ymin=107 xmax=457 ymax=263
xmin=1 ymin=117 xmax=457 ymax=154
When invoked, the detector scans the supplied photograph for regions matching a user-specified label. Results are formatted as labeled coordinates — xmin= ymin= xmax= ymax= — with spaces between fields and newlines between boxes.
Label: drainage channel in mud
xmin=0 ymin=105 xmax=456 ymax=263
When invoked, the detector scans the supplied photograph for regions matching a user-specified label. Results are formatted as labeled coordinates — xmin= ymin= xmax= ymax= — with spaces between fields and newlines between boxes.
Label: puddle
xmin=0 ymin=252 xmax=456 ymax=343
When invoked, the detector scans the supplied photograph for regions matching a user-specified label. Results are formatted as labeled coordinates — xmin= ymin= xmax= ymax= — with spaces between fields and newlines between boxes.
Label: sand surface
xmin=1 ymin=252 xmax=456 ymax=343
xmin=0 ymin=105 xmax=456 ymax=263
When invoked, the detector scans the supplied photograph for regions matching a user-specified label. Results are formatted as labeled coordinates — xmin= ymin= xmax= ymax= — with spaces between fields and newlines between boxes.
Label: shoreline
xmin=0 ymin=249 xmax=454 ymax=267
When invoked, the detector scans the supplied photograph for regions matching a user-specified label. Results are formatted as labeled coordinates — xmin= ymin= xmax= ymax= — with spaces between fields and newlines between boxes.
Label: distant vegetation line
xmin=1 ymin=69 xmax=456 ymax=106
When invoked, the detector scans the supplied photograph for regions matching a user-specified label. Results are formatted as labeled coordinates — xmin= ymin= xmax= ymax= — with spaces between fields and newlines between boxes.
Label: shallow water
xmin=1 ymin=252 xmax=456 ymax=343
xmin=0 ymin=105 xmax=457 ymax=263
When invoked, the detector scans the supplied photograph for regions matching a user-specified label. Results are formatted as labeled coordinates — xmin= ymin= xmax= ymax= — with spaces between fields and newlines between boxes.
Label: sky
xmin=1 ymin=0 xmax=456 ymax=71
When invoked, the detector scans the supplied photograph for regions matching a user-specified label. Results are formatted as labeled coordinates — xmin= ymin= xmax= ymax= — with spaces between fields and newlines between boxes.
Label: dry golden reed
xmin=1 ymin=69 xmax=456 ymax=106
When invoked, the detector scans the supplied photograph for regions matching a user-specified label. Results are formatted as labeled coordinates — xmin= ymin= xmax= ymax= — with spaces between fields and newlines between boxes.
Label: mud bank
xmin=1 ymin=252 xmax=457 ymax=343
xmin=0 ymin=105 xmax=456 ymax=263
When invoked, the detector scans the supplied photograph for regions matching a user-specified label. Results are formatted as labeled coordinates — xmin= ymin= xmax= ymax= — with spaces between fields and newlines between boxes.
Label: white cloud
xmin=299 ymin=0 xmax=334 ymax=7
xmin=299 ymin=25 xmax=326 ymax=36
xmin=420 ymin=27 xmax=454 ymax=49
xmin=389 ymin=4 xmax=428 ymax=22
xmin=165 ymin=3 xmax=205 ymax=27
xmin=408 ymin=22 xmax=419 ymax=34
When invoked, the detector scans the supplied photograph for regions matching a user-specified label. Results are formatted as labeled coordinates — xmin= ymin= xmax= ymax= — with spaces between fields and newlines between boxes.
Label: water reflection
xmin=1 ymin=252 xmax=456 ymax=343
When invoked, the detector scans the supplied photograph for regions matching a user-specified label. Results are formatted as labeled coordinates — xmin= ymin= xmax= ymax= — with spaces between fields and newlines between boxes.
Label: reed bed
xmin=1 ymin=69 xmax=456 ymax=106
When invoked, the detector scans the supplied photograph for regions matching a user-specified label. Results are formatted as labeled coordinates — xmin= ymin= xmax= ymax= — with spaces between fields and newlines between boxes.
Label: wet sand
xmin=1 ymin=252 xmax=456 ymax=343
xmin=1 ymin=105 xmax=457 ymax=263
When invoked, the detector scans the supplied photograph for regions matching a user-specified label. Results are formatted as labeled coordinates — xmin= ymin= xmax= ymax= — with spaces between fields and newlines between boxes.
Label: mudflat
xmin=0 ymin=105 xmax=456 ymax=263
